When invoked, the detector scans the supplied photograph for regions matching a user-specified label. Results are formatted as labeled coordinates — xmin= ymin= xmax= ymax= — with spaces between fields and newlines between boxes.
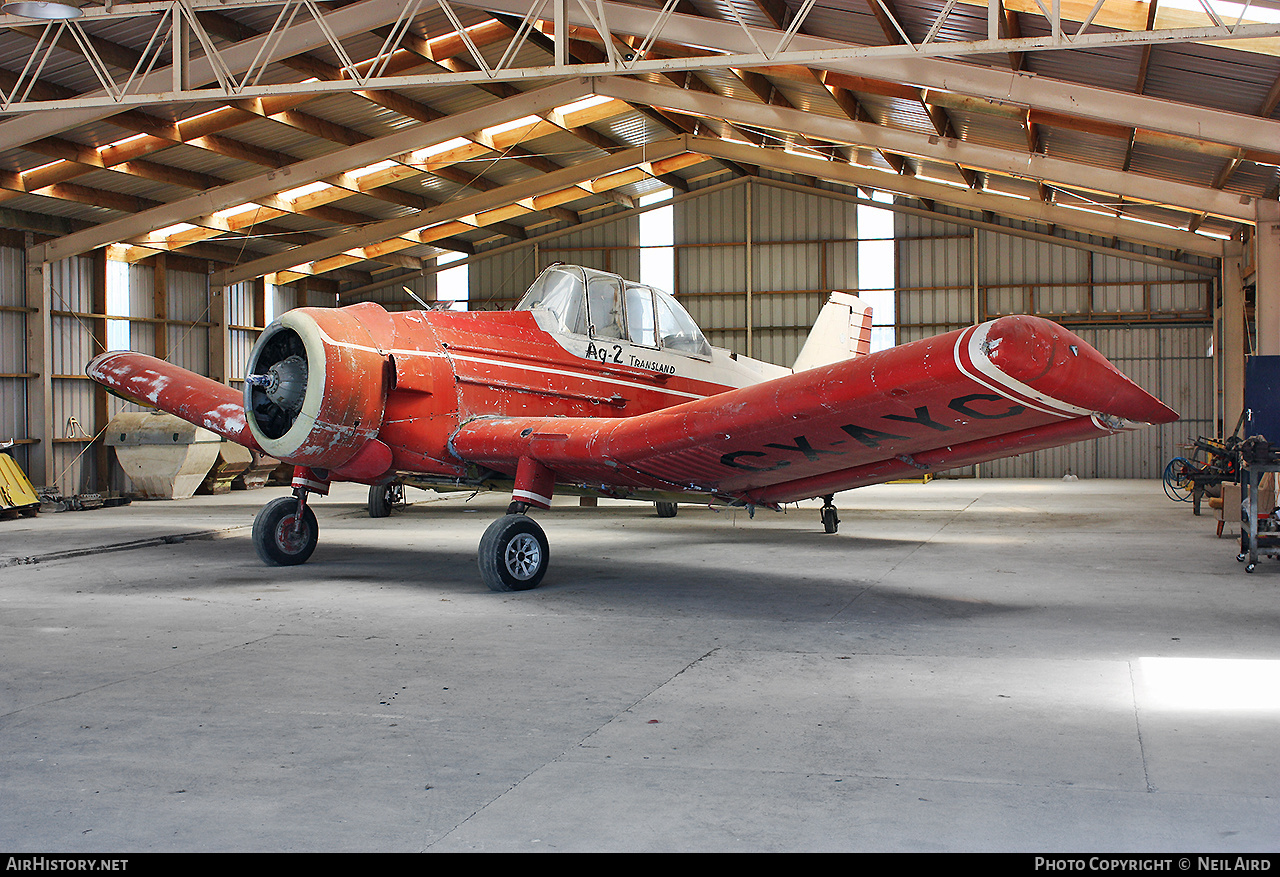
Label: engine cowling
xmin=244 ymin=305 xmax=391 ymax=471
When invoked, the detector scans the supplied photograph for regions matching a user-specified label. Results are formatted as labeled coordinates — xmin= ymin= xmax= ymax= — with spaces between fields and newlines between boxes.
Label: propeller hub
xmin=249 ymin=354 xmax=307 ymax=413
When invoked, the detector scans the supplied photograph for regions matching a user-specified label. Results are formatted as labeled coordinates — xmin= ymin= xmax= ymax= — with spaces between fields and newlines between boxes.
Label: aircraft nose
xmin=982 ymin=315 xmax=1179 ymax=425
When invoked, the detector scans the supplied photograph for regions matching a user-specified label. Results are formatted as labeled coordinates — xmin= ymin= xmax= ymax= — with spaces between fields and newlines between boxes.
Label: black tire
xmin=478 ymin=514 xmax=549 ymax=592
xmin=369 ymin=482 xmax=395 ymax=518
xmin=252 ymin=496 xmax=319 ymax=566
xmin=822 ymin=506 xmax=839 ymax=534
xmin=655 ymin=501 xmax=678 ymax=518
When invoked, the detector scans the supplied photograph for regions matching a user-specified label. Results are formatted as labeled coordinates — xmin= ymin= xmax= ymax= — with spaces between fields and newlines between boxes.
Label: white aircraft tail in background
xmin=792 ymin=291 xmax=874 ymax=372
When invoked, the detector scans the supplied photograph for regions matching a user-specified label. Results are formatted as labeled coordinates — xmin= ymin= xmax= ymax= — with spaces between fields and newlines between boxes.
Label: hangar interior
xmin=1 ymin=0 xmax=1279 ymax=853
xmin=3 ymin=0 xmax=1277 ymax=494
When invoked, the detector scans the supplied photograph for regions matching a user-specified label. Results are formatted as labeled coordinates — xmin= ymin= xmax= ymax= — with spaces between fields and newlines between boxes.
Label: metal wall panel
xmin=270 ymin=283 xmax=297 ymax=320
xmin=752 ymin=182 xmax=859 ymax=243
xmin=678 ymin=184 xmax=746 ymax=245
xmin=472 ymin=248 xmax=539 ymax=311
xmin=824 ymin=240 xmax=859 ymax=294
xmin=165 ymin=269 xmax=208 ymax=375
xmin=541 ymin=213 xmax=640 ymax=284
xmin=676 ymin=181 xmax=863 ymax=363
xmin=126 ymin=261 xmax=156 ymax=359
xmin=679 ymin=242 xmax=748 ymax=297
xmin=298 ymin=284 xmax=338 ymax=309
xmin=752 ymin=291 xmax=825 ymax=366
xmin=682 ymin=293 xmax=747 ymax=343
xmin=753 ymin=241 xmax=823 ymax=293
xmin=898 ymin=231 xmax=973 ymax=332
xmin=226 ymin=281 xmax=256 ymax=384
xmin=48 ymin=256 xmax=98 ymax=495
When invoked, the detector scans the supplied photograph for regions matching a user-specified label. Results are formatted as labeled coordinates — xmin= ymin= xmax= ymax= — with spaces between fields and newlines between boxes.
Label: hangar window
xmin=106 ymin=257 xmax=130 ymax=351
xmin=640 ymin=189 xmax=674 ymax=296
xmin=858 ymin=192 xmax=896 ymax=352
xmin=436 ymin=251 xmax=468 ymax=311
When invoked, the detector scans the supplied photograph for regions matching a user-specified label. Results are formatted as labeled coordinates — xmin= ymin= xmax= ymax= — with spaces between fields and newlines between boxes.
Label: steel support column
xmin=1255 ymin=200 xmax=1280 ymax=357
xmin=1223 ymin=242 xmax=1247 ymax=433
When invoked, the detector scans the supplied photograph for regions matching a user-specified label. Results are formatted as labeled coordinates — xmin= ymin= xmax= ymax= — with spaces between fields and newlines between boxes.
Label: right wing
xmin=450 ymin=315 xmax=1178 ymax=506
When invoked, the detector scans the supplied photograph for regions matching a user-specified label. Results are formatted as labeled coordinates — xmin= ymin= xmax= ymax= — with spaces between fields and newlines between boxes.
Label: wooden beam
xmin=153 ymin=253 xmax=168 ymax=363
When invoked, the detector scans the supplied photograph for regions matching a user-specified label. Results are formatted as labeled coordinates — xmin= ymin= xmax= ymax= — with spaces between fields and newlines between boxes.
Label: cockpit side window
xmin=587 ymin=276 xmax=625 ymax=340
xmin=625 ymin=283 xmax=657 ymax=347
xmin=654 ymin=290 xmax=712 ymax=357
xmin=516 ymin=266 xmax=587 ymax=335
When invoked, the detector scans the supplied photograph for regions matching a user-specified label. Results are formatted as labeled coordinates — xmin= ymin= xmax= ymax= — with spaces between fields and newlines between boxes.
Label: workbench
xmin=1236 ymin=461 xmax=1280 ymax=572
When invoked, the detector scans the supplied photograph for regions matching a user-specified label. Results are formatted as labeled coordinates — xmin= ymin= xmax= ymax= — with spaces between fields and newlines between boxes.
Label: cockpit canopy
xmin=516 ymin=264 xmax=712 ymax=358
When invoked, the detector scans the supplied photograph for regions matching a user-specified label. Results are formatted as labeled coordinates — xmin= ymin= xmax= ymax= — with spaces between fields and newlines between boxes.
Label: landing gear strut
xmin=478 ymin=457 xmax=555 ymax=591
xmin=820 ymin=494 xmax=840 ymax=534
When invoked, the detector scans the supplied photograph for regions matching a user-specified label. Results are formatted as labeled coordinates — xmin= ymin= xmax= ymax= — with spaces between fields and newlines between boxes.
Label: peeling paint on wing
xmin=210 ymin=404 xmax=247 ymax=432
xmin=126 ymin=372 xmax=172 ymax=404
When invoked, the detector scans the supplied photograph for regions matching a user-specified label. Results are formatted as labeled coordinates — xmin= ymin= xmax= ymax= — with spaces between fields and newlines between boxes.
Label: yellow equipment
xmin=0 ymin=445 xmax=39 ymax=517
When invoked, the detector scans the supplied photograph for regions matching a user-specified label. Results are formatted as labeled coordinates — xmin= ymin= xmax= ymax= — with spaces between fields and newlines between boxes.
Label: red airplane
xmin=88 ymin=263 xmax=1178 ymax=591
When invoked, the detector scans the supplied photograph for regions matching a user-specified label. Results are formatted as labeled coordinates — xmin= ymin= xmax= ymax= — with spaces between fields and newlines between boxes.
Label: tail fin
xmin=792 ymin=291 xmax=873 ymax=372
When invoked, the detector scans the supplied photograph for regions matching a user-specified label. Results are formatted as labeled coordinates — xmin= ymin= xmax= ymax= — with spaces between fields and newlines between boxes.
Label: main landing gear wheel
xmin=368 ymin=482 xmax=403 ymax=518
xmin=253 ymin=496 xmax=318 ymax=566
xmin=479 ymin=514 xmax=549 ymax=592
xmin=655 ymin=501 xmax=678 ymax=518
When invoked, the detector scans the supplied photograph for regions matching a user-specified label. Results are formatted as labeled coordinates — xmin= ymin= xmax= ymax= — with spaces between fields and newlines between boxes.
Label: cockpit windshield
xmin=516 ymin=265 xmax=711 ymax=357
xmin=515 ymin=265 xmax=589 ymax=335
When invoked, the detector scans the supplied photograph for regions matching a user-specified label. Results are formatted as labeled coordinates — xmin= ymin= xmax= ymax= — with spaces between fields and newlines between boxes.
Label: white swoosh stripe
xmin=953 ymin=323 xmax=1093 ymax=419
xmin=313 ymin=325 xmax=711 ymax=402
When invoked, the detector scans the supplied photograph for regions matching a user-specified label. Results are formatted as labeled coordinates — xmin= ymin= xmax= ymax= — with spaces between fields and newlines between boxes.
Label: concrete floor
xmin=1 ymin=478 xmax=1277 ymax=852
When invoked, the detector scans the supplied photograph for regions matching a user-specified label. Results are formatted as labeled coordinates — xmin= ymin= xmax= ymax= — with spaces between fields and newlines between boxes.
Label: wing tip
xmin=980 ymin=315 xmax=1179 ymax=427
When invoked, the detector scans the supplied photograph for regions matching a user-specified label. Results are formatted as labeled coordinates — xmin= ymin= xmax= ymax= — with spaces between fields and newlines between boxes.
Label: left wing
xmin=450 ymin=315 xmax=1178 ymax=506
xmin=89 ymin=350 xmax=260 ymax=450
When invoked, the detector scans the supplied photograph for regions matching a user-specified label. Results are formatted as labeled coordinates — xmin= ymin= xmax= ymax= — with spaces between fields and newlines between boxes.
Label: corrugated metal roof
xmin=0 ymin=0 xmax=1269 ymax=293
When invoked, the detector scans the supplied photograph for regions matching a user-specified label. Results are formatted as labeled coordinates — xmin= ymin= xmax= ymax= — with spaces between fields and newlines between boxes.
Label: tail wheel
xmin=368 ymin=482 xmax=402 ymax=518
xmin=253 ymin=496 xmax=318 ymax=565
xmin=655 ymin=501 xmax=678 ymax=518
xmin=821 ymin=496 xmax=840 ymax=534
xmin=479 ymin=514 xmax=549 ymax=592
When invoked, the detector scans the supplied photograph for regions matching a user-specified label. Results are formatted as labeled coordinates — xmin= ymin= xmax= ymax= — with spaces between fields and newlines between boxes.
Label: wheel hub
xmin=504 ymin=533 xmax=542 ymax=580
xmin=274 ymin=515 xmax=309 ymax=554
